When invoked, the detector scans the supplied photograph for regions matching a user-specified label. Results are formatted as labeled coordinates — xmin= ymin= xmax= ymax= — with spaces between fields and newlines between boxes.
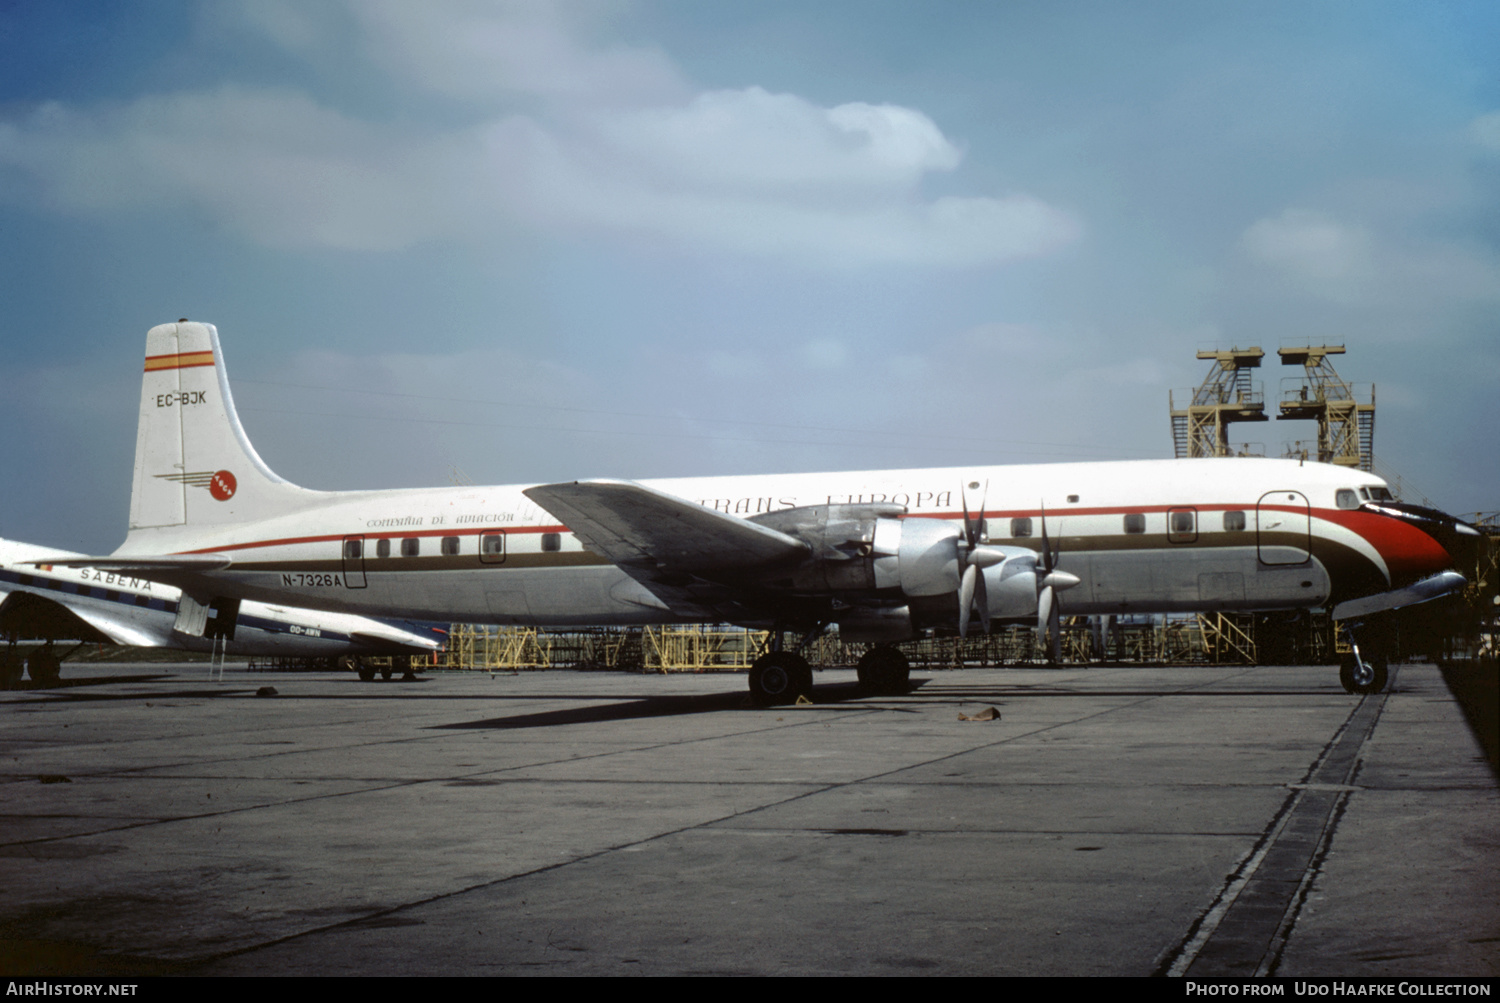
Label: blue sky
xmin=2 ymin=0 xmax=1497 ymax=553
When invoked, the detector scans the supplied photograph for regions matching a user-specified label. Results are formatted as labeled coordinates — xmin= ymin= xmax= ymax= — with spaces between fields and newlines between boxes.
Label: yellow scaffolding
xmin=1276 ymin=345 xmax=1375 ymax=471
xmin=1169 ymin=347 xmax=1268 ymax=459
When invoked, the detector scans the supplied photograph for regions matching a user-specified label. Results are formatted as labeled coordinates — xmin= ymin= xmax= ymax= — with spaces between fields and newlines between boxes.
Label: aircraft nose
xmin=1366 ymin=501 xmax=1480 ymax=577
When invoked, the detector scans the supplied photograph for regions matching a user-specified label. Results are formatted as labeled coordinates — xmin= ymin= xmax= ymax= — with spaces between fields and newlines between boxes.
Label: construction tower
xmin=1169 ymin=347 xmax=1268 ymax=458
xmin=1276 ymin=345 xmax=1375 ymax=470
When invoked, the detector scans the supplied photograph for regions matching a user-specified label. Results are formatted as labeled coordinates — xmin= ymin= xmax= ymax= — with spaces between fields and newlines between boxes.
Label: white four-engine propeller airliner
xmin=44 ymin=321 xmax=1476 ymax=703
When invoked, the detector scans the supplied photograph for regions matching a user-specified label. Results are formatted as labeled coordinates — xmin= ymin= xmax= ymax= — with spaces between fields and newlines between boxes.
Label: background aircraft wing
xmin=34 ymin=554 xmax=232 ymax=572
xmin=524 ymin=480 xmax=809 ymax=575
xmin=0 ymin=588 xmax=172 ymax=647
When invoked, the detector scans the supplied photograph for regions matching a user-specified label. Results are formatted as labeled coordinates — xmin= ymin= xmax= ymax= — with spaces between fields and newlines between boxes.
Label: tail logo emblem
xmin=156 ymin=469 xmax=238 ymax=501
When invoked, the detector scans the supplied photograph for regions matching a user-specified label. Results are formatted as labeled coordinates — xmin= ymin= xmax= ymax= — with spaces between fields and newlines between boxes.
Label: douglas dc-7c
xmin=42 ymin=321 xmax=1477 ymax=703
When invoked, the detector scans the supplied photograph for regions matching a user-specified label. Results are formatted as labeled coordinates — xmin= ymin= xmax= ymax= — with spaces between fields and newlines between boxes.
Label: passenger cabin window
xmin=541 ymin=533 xmax=561 ymax=553
xmin=343 ymin=539 xmax=362 ymax=560
xmin=1167 ymin=507 xmax=1197 ymax=544
xmin=376 ymin=538 xmax=391 ymax=558
xmin=1223 ymin=510 xmax=1247 ymax=532
xmin=1335 ymin=489 xmax=1359 ymax=509
xmin=1010 ymin=517 xmax=1033 ymax=538
xmin=441 ymin=536 xmax=460 ymax=556
xmin=480 ymin=531 xmax=506 ymax=564
xmin=135 ymin=595 xmax=151 ymax=607
xmin=401 ymin=537 xmax=420 ymax=557
xmin=1123 ymin=513 xmax=1146 ymax=534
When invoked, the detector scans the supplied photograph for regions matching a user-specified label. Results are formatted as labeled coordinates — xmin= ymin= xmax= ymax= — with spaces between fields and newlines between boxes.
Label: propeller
xmin=958 ymin=481 xmax=1005 ymax=637
xmin=1036 ymin=503 xmax=1081 ymax=660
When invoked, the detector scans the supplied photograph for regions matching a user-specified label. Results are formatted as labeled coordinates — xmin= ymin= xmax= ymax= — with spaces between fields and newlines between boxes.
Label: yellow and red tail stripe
xmin=144 ymin=351 xmax=215 ymax=372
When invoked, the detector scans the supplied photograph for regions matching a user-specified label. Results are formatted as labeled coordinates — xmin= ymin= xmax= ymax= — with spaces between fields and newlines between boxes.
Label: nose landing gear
xmin=1338 ymin=623 xmax=1389 ymax=695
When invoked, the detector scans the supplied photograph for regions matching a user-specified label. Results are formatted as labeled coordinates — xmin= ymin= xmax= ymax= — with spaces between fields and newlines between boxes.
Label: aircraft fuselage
xmin=113 ymin=458 xmax=1449 ymax=628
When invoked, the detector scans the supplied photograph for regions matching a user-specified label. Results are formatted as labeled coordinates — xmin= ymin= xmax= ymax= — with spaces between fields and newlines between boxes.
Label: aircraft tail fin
xmin=124 ymin=321 xmax=321 ymax=544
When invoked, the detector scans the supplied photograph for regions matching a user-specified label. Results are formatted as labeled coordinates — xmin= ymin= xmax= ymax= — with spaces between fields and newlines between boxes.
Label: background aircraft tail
xmin=125 ymin=321 xmax=321 ymax=540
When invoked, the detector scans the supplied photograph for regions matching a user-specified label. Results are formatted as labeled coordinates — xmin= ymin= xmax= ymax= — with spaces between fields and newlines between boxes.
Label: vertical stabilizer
xmin=127 ymin=321 xmax=318 ymax=537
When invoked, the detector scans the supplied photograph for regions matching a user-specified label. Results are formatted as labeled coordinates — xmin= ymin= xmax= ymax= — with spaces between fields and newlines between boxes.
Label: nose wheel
xmin=1338 ymin=623 xmax=1389 ymax=695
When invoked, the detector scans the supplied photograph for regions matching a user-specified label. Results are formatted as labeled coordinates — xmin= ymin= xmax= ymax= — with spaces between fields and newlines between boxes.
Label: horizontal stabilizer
xmin=524 ymin=480 xmax=809 ymax=575
xmin=1331 ymin=570 xmax=1467 ymax=621
xmin=350 ymin=631 xmax=443 ymax=654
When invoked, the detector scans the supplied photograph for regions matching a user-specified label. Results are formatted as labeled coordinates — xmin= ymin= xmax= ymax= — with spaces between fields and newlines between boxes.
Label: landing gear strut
xmin=1 ymin=642 xmax=22 ymax=689
xmin=856 ymin=646 xmax=910 ymax=695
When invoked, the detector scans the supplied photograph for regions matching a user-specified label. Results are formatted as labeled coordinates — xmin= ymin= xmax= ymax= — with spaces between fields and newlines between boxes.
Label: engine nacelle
xmin=835 ymin=605 xmax=914 ymax=643
xmin=747 ymin=505 xmax=1061 ymax=635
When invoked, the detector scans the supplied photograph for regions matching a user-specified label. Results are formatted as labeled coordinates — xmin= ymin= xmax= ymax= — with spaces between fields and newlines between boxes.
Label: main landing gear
xmin=344 ymin=655 xmax=421 ymax=682
xmin=1338 ymin=622 xmax=1389 ymax=695
xmin=2 ymin=642 xmax=23 ymax=689
xmin=856 ymin=646 xmax=911 ymax=696
xmin=27 ymin=642 xmax=62 ymax=687
xmin=746 ymin=642 xmax=914 ymax=705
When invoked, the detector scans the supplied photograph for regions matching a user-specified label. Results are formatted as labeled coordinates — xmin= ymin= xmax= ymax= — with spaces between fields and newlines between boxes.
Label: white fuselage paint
xmin=114 ymin=458 xmax=1416 ymax=627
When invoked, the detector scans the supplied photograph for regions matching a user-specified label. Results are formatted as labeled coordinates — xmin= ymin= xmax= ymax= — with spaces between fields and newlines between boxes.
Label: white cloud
xmin=0 ymin=3 xmax=1079 ymax=268
xmin=1470 ymin=110 xmax=1500 ymax=154
xmin=1240 ymin=209 xmax=1375 ymax=300
xmin=346 ymin=0 xmax=688 ymax=106
xmin=1239 ymin=207 xmax=1500 ymax=311
xmin=800 ymin=339 xmax=849 ymax=369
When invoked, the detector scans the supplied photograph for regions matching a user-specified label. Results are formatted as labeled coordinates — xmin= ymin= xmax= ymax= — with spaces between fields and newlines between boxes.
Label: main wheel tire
xmin=857 ymin=647 xmax=910 ymax=695
xmin=1 ymin=652 xmax=23 ymax=688
xmin=749 ymin=652 xmax=813 ymax=706
xmin=28 ymin=653 xmax=61 ymax=687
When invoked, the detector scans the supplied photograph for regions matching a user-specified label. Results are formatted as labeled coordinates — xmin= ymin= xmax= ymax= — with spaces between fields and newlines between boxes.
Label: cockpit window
xmin=1368 ymin=486 xmax=1393 ymax=502
xmin=1335 ymin=489 xmax=1359 ymax=509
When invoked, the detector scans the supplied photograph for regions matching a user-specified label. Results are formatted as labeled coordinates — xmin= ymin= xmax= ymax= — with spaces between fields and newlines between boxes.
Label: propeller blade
xmin=1048 ymin=597 xmax=1063 ymax=661
xmin=961 ymin=488 xmax=974 ymax=549
xmin=1037 ymin=584 xmax=1054 ymax=641
xmin=1039 ymin=503 xmax=1054 ymax=574
xmin=974 ymin=565 xmax=990 ymax=634
xmin=958 ymin=563 xmax=977 ymax=638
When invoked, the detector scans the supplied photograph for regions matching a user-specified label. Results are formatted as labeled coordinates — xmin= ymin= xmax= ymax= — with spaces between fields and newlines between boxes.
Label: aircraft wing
xmin=1331 ymin=570 xmax=1468 ymax=621
xmin=523 ymin=480 xmax=809 ymax=575
xmin=524 ymin=480 xmax=810 ymax=621
xmin=0 ymin=588 xmax=172 ymax=648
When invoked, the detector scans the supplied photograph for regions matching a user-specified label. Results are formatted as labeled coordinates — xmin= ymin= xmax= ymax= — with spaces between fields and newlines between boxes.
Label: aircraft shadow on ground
xmin=432 ymin=679 xmax=926 ymax=731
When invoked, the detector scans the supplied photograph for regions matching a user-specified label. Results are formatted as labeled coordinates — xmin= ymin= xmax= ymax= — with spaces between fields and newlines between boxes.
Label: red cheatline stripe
xmin=168 ymin=503 xmax=1342 ymax=556
xmin=144 ymin=351 xmax=215 ymax=372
